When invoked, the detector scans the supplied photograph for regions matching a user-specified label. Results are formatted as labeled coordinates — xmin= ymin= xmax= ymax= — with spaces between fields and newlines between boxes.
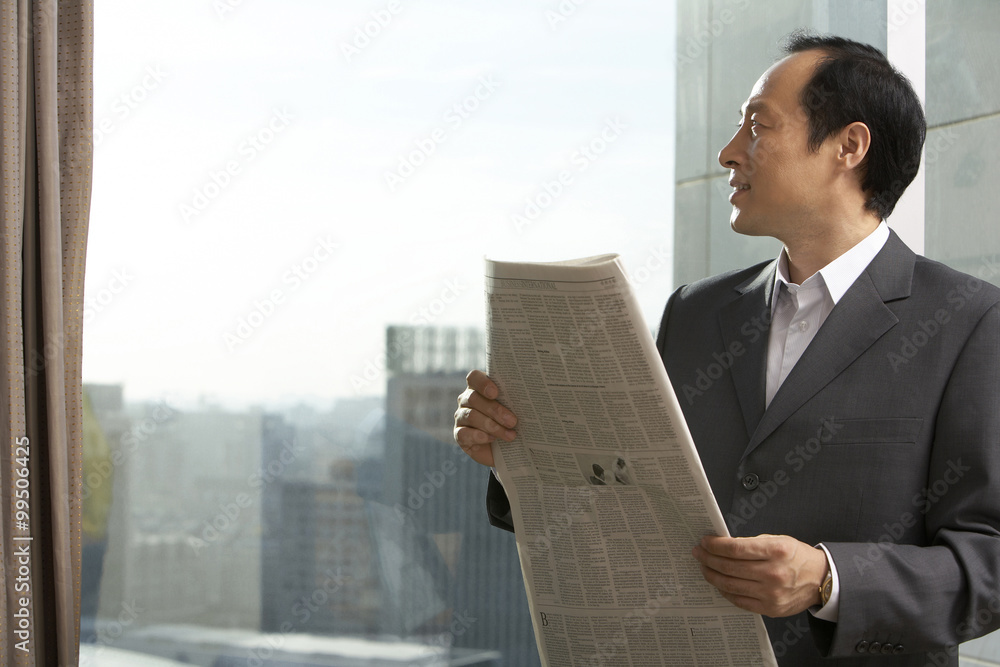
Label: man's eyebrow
xmin=739 ymin=101 xmax=769 ymax=117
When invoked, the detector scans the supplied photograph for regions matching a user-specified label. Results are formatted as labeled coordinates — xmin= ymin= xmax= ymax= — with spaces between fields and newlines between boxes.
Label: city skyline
xmin=83 ymin=323 xmax=533 ymax=664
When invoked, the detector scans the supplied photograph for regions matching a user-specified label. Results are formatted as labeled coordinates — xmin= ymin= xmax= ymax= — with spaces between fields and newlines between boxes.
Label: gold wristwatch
xmin=819 ymin=570 xmax=833 ymax=606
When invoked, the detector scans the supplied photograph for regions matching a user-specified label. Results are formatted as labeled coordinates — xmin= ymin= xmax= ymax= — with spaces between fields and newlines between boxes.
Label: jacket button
xmin=868 ymin=642 xmax=882 ymax=654
xmin=893 ymin=644 xmax=905 ymax=654
xmin=855 ymin=641 xmax=869 ymax=653
xmin=881 ymin=643 xmax=894 ymax=655
xmin=742 ymin=473 xmax=760 ymax=490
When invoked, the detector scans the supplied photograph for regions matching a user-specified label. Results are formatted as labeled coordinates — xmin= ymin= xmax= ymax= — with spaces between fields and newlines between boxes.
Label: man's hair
xmin=783 ymin=31 xmax=926 ymax=219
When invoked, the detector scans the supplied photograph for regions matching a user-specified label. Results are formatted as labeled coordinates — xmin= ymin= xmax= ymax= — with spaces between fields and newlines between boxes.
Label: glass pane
xmin=926 ymin=1 xmax=1000 ymax=661
xmin=82 ymin=2 xmax=675 ymax=665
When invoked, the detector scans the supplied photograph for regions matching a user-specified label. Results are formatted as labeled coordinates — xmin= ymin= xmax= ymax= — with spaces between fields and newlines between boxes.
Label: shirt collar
xmin=772 ymin=221 xmax=890 ymax=306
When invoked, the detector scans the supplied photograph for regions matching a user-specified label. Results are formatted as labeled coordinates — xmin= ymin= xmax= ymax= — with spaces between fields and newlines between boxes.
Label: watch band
xmin=820 ymin=569 xmax=833 ymax=606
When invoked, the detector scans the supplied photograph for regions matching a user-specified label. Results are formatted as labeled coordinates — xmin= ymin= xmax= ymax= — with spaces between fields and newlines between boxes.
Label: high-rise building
xmin=95 ymin=399 xmax=265 ymax=629
xmin=260 ymin=470 xmax=383 ymax=636
xmin=382 ymin=326 xmax=540 ymax=666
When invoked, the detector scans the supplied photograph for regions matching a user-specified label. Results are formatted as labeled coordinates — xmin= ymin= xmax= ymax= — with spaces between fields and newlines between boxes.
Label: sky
xmin=84 ymin=0 xmax=677 ymax=407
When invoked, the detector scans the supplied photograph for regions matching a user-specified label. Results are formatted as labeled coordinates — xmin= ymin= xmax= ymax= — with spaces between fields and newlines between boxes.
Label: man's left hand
xmin=692 ymin=534 xmax=828 ymax=618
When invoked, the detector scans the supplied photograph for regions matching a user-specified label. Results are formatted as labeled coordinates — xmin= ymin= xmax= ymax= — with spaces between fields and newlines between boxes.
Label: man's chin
xmin=729 ymin=213 xmax=765 ymax=237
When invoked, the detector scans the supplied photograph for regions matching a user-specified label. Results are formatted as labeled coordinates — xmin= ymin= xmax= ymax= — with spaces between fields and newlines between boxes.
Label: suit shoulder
xmin=911 ymin=255 xmax=1000 ymax=312
xmin=672 ymin=259 xmax=774 ymax=306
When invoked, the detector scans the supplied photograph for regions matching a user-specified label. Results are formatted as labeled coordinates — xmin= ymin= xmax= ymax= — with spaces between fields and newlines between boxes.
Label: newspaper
xmin=485 ymin=254 xmax=777 ymax=667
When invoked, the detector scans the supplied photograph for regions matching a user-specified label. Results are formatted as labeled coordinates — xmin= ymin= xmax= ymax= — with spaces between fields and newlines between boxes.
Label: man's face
xmin=718 ymin=50 xmax=839 ymax=243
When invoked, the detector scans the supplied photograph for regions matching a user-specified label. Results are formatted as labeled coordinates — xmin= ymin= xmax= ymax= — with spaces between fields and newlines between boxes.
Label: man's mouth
xmin=729 ymin=181 xmax=750 ymax=202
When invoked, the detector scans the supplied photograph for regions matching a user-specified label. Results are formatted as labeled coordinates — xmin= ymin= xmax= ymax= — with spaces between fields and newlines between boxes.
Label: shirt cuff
xmin=810 ymin=543 xmax=840 ymax=622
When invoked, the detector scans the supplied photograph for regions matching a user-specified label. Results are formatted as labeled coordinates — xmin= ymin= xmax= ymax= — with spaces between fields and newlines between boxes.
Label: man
xmin=454 ymin=33 xmax=1000 ymax=665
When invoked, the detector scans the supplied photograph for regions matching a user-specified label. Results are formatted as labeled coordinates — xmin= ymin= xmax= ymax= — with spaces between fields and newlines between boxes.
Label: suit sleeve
xmin=486 ymin=469 xmax=515 ymax=532
xmin=814 ymin=302 xmax=1000 ymax=656
xmin=655 ymin=285 xmax=682 ymax=360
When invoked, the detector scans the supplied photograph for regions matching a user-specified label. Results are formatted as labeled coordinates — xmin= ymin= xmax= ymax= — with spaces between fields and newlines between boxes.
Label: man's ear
xmin=837 ymin=121 xmax=872 ymax=171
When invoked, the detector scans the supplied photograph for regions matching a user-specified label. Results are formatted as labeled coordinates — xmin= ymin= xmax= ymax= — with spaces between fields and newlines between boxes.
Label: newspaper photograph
xmin=485 ymin=254 xmax=777 ymax=666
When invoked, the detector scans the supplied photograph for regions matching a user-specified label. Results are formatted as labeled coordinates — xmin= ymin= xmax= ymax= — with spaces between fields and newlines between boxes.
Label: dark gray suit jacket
xmin=487 ymin=231 xmax=1000 ymax=665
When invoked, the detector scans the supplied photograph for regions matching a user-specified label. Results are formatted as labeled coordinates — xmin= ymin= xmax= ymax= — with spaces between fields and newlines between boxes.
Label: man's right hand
xmin=453 ymin=370 xmax=518 ymax=467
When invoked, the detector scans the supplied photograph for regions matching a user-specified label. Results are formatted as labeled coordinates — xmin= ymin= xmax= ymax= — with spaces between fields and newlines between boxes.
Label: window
xmin=83 ymin=1 xmax=1000 ymax=664
xmin=83 ymin=2 xmax=673 ymax=664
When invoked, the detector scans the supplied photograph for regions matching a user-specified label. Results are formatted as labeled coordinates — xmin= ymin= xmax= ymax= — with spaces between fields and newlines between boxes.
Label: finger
xmin=698 ymin=535 xmax=774 ymax=560
xmin=719 ymin=590 xmax=766 ymax=615
xmin=466 ymin=369 xmax=499 ymax=399
xmin=453 ymin=426 xmax=496 ymax=467
xmin=697 ymin=561 xmax=766 ymax=603
xmin=458 ymin=386 xmax=518 ymax=434
xmin=454 ymin=402 xmax=516 ymax=442
xmin=692 ymin=544 xmax=763 ymax=581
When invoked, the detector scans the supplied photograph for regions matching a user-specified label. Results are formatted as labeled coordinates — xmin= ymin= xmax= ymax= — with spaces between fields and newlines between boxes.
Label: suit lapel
xmin=741 ymin=231 xmax=915 ymax=460
xmin=718 ymin=261 xmax=776 ymax=441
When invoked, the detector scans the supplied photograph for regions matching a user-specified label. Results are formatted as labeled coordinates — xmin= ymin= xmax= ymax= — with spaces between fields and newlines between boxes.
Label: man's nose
xmin=718 ymin=129 xmax=743 ymax=169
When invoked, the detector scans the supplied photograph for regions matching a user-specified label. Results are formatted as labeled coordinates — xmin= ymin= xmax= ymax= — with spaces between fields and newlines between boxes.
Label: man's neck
xmin=782 ymin=217 xmax=881 ymax=284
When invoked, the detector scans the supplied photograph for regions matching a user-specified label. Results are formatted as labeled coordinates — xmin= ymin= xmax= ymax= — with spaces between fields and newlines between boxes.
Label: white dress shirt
xmin=764 ymin=221 xmax=890 ymax=622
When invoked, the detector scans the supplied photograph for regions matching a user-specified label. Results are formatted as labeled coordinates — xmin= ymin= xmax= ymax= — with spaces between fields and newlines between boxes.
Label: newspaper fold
xmin=486 ymin=253 xmax=777 ymax=666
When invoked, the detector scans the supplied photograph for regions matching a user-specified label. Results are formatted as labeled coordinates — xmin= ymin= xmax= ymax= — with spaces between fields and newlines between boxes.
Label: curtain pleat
xmin=1 ymin=0 xmax=93 ymax=664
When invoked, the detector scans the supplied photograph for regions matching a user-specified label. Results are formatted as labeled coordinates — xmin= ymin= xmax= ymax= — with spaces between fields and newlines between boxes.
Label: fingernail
xmin=502 ymin=413 xmax=516 ymax=428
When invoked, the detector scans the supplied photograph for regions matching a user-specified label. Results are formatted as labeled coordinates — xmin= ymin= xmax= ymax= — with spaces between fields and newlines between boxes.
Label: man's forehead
xmin=738 ymin=52 xmax=820 ymax=117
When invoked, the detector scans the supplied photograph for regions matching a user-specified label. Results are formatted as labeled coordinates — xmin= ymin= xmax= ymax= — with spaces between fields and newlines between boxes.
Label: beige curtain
xmin=1 ymin=1 xmax=93 ymax=665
